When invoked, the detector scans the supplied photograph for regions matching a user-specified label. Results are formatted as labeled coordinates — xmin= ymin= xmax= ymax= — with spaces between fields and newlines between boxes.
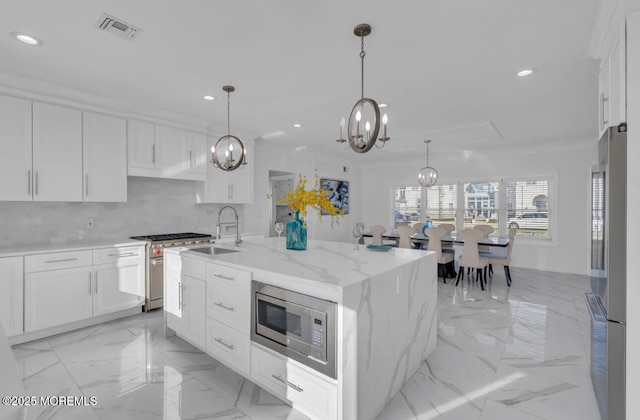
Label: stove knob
xmin=154 ymin=249 xmax=161 ymax=255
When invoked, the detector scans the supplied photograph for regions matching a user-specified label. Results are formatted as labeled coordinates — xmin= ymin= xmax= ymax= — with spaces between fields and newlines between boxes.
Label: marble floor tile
xmin=11 ymin=266 xmax=598 ymax=420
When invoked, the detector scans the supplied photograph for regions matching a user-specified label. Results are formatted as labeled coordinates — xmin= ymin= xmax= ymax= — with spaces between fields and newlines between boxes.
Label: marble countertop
xmin=0 ymin=239 xmax=147 ymax=258
xmin=173 ymin=237 xmax=433 ymax=290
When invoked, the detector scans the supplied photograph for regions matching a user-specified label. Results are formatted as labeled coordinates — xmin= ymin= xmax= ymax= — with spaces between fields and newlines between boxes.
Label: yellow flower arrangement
xmin=278 ymin=173 xmax=343 ymax=226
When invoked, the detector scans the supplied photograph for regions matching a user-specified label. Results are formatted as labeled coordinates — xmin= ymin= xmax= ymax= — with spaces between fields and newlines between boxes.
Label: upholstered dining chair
xmin=455 ymin=229 xmax=489 ymax=291
xmin=369 ymin=225 xmax=386 ymax=245
xmin=486 ymin=228 xmax=516 ymax=286
xmin=474 ymin=224 xmax=494 ymax=274
xmin=425 ymin=226 xmax=455 ymax=283
xmin=437 ymin=223 xmax=456 ymax=255
xmin=396 ymin=225 xmax=414 ymax=249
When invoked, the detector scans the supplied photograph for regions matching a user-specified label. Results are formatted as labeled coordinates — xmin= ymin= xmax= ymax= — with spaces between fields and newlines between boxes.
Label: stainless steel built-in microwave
xmin=251 ymin=281 xmax=337 ymax=379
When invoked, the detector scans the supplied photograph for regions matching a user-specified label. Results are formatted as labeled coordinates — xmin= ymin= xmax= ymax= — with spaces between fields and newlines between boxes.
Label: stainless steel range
xmin=130 ymin=232 xmax=214 ymax=311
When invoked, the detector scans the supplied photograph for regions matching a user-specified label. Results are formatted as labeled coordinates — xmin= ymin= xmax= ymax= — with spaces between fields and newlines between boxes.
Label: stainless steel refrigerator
xmin=586 ymin=123 xmax=627 ymax=420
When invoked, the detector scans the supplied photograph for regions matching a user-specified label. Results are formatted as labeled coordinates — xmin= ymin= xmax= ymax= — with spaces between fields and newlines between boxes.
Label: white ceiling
xmin=0 ymin=0 xmax=601 ymax=161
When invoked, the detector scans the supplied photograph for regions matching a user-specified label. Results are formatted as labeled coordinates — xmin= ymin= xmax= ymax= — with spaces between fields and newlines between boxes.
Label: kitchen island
xmin=164 ymin=237 xmax=437 ymax=420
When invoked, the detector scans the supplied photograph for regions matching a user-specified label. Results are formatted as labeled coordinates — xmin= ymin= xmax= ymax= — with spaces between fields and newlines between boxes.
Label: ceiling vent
xmin=96 ymin=13 xmax=142 ymax=41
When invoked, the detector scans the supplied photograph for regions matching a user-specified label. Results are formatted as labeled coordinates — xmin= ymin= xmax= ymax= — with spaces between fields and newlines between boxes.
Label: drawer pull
xmin=214 ymin=302 xmax=234 ymax=312
xmin=271 ymin=374 xmax=304 ymax=392
xmin=107 ymin=252 xmax=139 ymax=258
xmin=214 ymin=337 xmax=234 ymax=350
xmin=213 ymin=273 xmax=235 ymax=281
xmin=45 ymin=258 xmax=79 ymax=264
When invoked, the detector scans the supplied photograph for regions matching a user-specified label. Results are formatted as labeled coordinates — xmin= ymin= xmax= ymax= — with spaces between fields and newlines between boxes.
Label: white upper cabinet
xmin=83 ymin=112 xmax=127 ymax=202
xmin=128 ymin=119 xmax=156 ymax=170
xmin=196 ymin=141 xmax=254 ymax=204
xmin=32 ymin=102 xmax=83 ymax=202
xmin=0 ymin=95 xmax=32 ymax=201
xmin=128 ymin=119 xmax=206 ymax=181
xmin=598 ymin=22 xmax=626 ymax=137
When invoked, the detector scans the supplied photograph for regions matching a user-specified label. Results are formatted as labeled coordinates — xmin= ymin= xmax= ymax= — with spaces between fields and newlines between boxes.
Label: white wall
xmin=360 ymin=145 xmax=596 ymax=275
xmin=243 ymin=141 xmax=362 ymax=244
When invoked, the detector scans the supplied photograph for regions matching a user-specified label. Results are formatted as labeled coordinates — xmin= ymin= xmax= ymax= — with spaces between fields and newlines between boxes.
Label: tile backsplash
xmin=0 ymin=177 xmax=236 ymax=248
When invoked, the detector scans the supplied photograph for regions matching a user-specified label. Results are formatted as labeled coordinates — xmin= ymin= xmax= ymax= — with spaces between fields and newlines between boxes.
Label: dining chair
xmin=425 ymin=226 xmax=455 ymax=283
xmin=485 ymin=228 xmax=516 ymax=286
xmin=412 ymin=223 xmax=426 ymax=249
xmin=369 ymin=225 xmax=386 ymax=245
xmin=474 ymin=224 xmax=494 ymax=274
xmin=394 ymin=221 xmax=410 ymax=228
xmin=437 ymin=223 xmax=456 ymax=255
xmin=455 ymin=229 xmax=489 ymax=290
xmin=396 ymin=225 xmax=414 ymax=249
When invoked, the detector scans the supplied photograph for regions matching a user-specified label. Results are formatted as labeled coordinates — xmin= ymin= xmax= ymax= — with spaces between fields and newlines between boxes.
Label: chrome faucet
xmin=216 ymin=206 xmax=242 ymax=247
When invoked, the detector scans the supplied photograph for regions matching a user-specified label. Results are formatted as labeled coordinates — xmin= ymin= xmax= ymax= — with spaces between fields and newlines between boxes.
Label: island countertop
xmin=174 ymin=236 xmax=433 ymax=290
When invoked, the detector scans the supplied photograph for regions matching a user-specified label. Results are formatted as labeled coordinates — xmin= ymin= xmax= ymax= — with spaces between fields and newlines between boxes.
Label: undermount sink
xmin=189 ymin=246 xmax=240 ymax=255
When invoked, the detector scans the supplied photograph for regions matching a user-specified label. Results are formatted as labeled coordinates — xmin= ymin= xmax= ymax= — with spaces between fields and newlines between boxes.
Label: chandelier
xmin=211 ymin=85 xmax=247 ymax=171
xmin=336 ymin=24 xmax=389 ymax=153
xmin=417 ymin=140 xmax=438 ymax=187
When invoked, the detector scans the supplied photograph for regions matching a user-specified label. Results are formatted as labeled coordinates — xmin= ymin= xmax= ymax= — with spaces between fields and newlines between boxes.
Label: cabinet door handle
xmin=44 ymin=258 xmax=79 ymax=264
xmin=35 ymin=171 xmax=39 ymax=196
xmin=107 ymin=252 xmax=139 ymax=258
xmin=27 ymin=170 xmax=31 ymax=196
xmin=213 ymin=273 xmax=234 ymax=281
xmin=271 ymin=374 xmax=304 ymax=392
xmin=178 ymin=281 xmax=183 ymax=309
xmin=181 ymin=284 xmax=187 ymax=308
xmin=214 ymin=337 xmax=234 ymax=350
xmin=85 ymin=174 xmax=89 ymax=196
xmin=214 ymin=302 xmax=234 ymax=312
xmin=152 ymin=144 xmax=156 ymax=164
xmin=230 ymin=184 xmax=234 ymax=200
xmin=189 ymin=150 xmax=193 ymax=168
xmin=88 ymin=272 xmax=92 ymax=295
xmin=94 ymin=271 xmax=98 ymax=294
xmin=600 ymin=92 xmax=609 ymax=129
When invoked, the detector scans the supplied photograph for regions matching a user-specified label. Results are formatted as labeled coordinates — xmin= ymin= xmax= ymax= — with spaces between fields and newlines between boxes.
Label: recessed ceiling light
xmin=293 ymin=123 xmax=303 ymax=128
xmin=10 ymin=31 xmax=42 ymax=46
xmin=517 ymin=68 xmax=535 ymax=77
xmin=379 ymin=103 xmax=388 ymax=108
xmin=203 ymin=95 xmax=215 ymax=101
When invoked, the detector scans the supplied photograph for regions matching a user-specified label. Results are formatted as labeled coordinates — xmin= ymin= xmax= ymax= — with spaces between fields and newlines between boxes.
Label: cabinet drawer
xmin=25 ymin=250 xmax=92 ymax=273
xmin=205 ymin=281 xmax=249 ymax=334
xmin=206 ymin=318 xmax=250 ymax=376
xmin=251 ymin=344 xmax=337 ymax=420
xmin=183 ymin=256 xmax=206 ymax=279
xmin=93 ymin=246 xmax=143 ymax=265
xmin=206 ymin=263 xmax=250 ymax=292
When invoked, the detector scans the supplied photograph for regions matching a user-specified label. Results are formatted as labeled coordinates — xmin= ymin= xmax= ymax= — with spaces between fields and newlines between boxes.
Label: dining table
xmin=362 ymin=231 xmax=510 ymax=248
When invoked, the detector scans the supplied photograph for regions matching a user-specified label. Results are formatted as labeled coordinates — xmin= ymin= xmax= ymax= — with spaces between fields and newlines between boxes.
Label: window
xmin=390 ymin=176 xmax=553 ymax=240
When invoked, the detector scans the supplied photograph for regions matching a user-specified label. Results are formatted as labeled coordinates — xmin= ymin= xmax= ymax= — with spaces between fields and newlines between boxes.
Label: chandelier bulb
xmin=356 ymin=110 xmax=362 ymax=122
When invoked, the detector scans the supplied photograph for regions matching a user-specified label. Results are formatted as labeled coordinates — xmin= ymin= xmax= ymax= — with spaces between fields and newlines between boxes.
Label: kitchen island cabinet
xmin=165 ymin=238 xmax=437 ymax=420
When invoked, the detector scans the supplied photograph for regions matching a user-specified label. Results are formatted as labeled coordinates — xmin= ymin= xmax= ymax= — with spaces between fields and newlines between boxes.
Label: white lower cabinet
xmin=166 ymin=255 xmax=206 ymax=349
xmin=25 ymin=264 xmax=94 ymax=332
xmin=205 ymin=318 xmax=250 ymax=376
xmin=23 ymin=246 xmax=145 ymax=333
xmin=92 ymin=246 xmax=145 ymax=316
xmin=251 ymin=343 xmax=338 ymax=420
xmin=0 ymin=256 xmax=24 ymax=337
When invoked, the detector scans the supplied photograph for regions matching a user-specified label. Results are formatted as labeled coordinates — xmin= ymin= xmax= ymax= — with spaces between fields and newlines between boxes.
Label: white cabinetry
xmin=32 ymin=102 xmax=83 ymax=202
xmin=128 ymin=119 xmax=207 ymax=181
xmin=251 ymin=344 xmax=338 ymax=420
xmin=92 ymin=246 xmax=145 ymax=316
xmin=165 ymin=254 xmax=206 ymax=349
xmin=24 ymin=250 xmax=94 ymax=332
xmin=205 ymin=263 xmax=251 ymax=375
xmin=598 ymin=22 xmax=627 ymax=136
xmin=0 ymin=257 xmax=24 ymax=337
xmin=83 ymin=112 xmax=128 ymax=202
xmin=197 ymin=141 xmax=254 ymax=204
xmin=24 ymin=245 xmax=144 ymax=333
xmin=0 ymin=95 xmax=32 ymax=201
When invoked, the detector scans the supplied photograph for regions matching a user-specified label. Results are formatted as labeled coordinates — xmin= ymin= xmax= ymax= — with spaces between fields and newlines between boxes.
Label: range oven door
xmin=251 ymin=282 xmax=337 ymax=379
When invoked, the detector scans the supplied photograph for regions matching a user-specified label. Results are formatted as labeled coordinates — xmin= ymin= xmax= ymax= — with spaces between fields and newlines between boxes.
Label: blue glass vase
xmin=286 ymin=211 xmax=307 ymax=250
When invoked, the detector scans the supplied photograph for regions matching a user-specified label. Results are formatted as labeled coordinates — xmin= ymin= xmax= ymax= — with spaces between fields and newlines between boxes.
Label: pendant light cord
xmin=360 ymin=36 xmax=365 ymax=101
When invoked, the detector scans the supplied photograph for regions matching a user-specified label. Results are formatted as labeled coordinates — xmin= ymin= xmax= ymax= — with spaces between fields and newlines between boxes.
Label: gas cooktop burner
xmin=130 ymin=232 xmax=212 ymax=242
